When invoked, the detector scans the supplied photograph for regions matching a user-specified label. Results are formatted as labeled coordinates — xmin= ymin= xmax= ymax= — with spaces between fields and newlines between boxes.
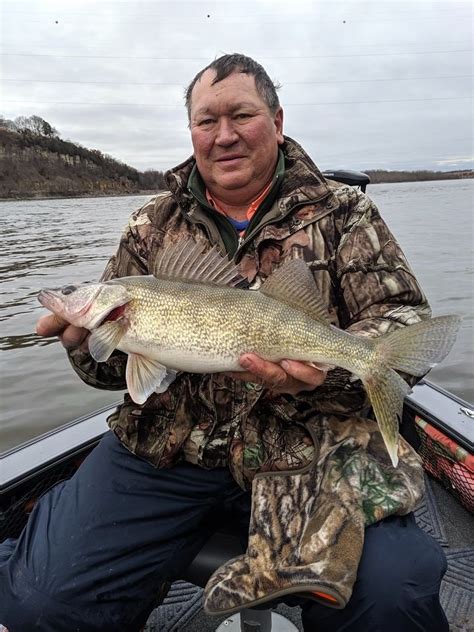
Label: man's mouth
xmin=216 ymin=154 xmax=244 ymax=162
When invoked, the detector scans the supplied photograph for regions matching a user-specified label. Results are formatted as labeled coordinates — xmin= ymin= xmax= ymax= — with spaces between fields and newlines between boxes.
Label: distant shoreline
xmin=0 ymin=190 xmax=159 ymax=202
xmin=1 ymin=175 xmax=472 ymax=202
xmin=361 ymin=170 xmax=473 ymax=185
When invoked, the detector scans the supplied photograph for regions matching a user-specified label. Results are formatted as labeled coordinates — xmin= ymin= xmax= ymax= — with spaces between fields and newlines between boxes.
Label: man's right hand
xmin=36 ymin=314 xmax=89 ymax=351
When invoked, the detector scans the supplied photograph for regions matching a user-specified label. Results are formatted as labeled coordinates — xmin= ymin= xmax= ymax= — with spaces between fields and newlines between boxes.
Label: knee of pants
xmin=302 ymin=519 xmax=449 ymax=632
xmin=354 ymin=519 xmax=448 ymax=611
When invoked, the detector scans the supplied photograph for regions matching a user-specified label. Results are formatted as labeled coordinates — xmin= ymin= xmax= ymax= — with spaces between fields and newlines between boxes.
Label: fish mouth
xmin=38 ymin=286 xmax=104 ymax=324
xmin=38 ymin=289 xmax=63 ymax=311
xmin=38 ymin=285 xmax=130 ymax=330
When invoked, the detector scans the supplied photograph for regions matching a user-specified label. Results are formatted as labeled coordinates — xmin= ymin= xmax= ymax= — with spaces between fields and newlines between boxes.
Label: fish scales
xmin=38 ymin=243 xmax=461 ymax=467
xmin=116 ymin=276 xmax=373 ymax=377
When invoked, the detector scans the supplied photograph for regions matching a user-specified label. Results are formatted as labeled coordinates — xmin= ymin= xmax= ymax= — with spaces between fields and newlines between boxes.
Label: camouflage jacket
xmin=69 ymin=136 xmax=431 ymax=489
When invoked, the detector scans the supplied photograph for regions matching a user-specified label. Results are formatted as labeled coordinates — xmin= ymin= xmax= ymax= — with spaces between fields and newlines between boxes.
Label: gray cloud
xmin=1 ymin=0 xmax=472 ymax=172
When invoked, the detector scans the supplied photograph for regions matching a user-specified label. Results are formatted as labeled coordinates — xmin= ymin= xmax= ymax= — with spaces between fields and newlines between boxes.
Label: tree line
xmin=364 ymin=169 xmax=472 ymax=183
xmin=0 ymin=115 xmax=167 ymax=194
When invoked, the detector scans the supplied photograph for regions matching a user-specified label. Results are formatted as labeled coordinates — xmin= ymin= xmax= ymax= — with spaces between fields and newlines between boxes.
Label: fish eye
xmin=61 ymin=285 xmax=77 ymax=295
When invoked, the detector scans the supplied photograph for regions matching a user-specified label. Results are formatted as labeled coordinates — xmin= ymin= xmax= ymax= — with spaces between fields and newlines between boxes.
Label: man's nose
xmin=215 ymin=118 xmax=238 ymax=145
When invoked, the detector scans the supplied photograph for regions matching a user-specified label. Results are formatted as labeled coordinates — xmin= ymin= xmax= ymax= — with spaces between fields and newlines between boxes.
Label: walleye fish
xmin=38 ymin=240 xmax=461 ymax=467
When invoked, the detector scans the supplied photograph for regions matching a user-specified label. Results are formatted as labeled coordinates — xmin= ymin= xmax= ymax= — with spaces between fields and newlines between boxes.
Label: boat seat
xmin=182 ymin=525 xmax=299 ymax=632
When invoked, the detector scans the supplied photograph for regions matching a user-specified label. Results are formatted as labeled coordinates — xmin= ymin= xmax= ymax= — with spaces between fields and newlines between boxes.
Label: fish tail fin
xmin=363 ymin=369 xmax=411 ymax=467
xmin=375 ymin=314 xmax=462 ymax=377
xmin=363 ymin=315 xmax=461 ymax=467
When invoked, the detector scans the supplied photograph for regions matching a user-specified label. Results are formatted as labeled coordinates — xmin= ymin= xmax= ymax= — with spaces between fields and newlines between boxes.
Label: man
xmin=0 ymin=54 xmax=448 ymax=631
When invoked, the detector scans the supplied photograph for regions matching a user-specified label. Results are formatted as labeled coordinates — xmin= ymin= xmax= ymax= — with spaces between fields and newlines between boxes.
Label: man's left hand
xmin=226 ymin=353 xmax=327 ymax=396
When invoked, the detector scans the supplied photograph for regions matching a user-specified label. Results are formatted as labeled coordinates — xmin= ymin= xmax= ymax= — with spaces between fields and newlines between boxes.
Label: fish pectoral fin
xmin=126 ymin=354 xmax=173 ymax=404
xmin=89 ymin=320 xmax=126 ymax=362
xmin=155 ymin=369 xmax=178 ymax=394
xmin=260 ymin=259 xmax=331 ymax=324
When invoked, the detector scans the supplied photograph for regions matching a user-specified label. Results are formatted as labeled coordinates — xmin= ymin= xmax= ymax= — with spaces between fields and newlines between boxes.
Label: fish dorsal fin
xmin=260 ymin=259 xmax=331 ymax=324
xmin=152 ymin=240 xmax=243 ymax=287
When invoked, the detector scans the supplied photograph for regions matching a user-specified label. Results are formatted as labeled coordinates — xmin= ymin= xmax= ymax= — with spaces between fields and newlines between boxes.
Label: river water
xmin=0 ymin=180 xmax=473 ymax=453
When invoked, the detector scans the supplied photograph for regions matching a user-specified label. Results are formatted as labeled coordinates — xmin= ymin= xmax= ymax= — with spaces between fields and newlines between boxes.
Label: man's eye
xmin=198 ymin=118 xmax=214 ymax=126
xmin=235 ymin=113 xmax=251 ymax=120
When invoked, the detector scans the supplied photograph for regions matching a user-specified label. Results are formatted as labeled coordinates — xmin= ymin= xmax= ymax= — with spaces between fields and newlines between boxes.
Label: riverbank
xmin=2 ymin=175 xmax=472 ymax=202
xmin=0 ymin=189 xmax=159 ymax=202
xmin=365 ymin=169 xmax=473 ymax=184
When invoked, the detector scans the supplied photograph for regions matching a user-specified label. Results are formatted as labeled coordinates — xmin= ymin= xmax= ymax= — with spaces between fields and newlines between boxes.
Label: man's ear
xmin=274 ymin=107 xmax=284 ymax=144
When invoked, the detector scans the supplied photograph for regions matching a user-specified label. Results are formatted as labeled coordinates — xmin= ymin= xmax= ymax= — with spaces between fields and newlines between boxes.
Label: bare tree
xmin=14 ymin=115 xmax=59 ymax=137
xmin=0 ymin=116 xmax=18 ymax=131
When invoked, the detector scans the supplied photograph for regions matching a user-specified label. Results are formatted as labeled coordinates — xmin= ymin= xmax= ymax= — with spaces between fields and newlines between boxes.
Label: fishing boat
xmin=1 ymin=171 xmax=473 ymax=632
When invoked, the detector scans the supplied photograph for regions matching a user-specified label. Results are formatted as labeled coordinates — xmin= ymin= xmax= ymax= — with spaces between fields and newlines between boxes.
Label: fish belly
xmin=117 ymin=332 xmax=242 ymax=373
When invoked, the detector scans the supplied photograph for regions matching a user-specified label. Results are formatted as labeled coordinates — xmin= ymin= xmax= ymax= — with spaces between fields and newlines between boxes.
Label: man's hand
xmin=227 ymin=353 xmax=327 ymax=396
xmin=36 ymin=314 xmax=89 ymax=351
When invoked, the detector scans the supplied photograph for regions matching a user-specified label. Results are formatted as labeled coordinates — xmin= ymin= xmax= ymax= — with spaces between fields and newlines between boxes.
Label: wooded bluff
xmin=0 ymin=127 xmax=166 ymax=199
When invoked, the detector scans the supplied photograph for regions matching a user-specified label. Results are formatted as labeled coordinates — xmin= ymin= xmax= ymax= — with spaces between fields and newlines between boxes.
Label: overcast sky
xmin=1 ymin=0 xmax=472 ymax=173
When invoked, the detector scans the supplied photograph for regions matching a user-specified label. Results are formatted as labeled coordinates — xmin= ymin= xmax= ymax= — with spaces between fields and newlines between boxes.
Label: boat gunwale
xmin=0 ymin=402 xmax=119 ymax=493
xmin=1 ymin=379 xmax=472 ymax=494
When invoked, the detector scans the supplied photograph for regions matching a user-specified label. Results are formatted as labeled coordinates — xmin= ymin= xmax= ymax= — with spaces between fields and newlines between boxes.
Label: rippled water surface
xmin=1 ymin=181 xmax=473 ymax=452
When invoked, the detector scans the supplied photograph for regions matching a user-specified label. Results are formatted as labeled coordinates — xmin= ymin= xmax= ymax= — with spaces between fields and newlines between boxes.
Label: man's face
xmin=189 ymin=69 xmax=284 ymax=202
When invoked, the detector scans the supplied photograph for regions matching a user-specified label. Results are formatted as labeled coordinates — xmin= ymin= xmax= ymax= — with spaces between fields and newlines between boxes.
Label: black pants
xmin=0 ymin=431 xmax=449 ymax=631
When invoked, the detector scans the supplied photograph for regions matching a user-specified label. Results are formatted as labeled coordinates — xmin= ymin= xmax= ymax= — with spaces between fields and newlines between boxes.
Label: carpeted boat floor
xmin=144 ymin=475 xmax=474 ymax=631
xmin=146 ymin=581 xmax=203 ymax=632
xmin=441 ymin=549 xmax=474 ymax=631
xmin=414 ymin=472 xmax=449 ymax=546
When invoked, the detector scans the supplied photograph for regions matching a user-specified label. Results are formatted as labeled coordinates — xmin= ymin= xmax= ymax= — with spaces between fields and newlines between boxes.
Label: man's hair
xmin=185 ymin=53 xmax=281 ymax=119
